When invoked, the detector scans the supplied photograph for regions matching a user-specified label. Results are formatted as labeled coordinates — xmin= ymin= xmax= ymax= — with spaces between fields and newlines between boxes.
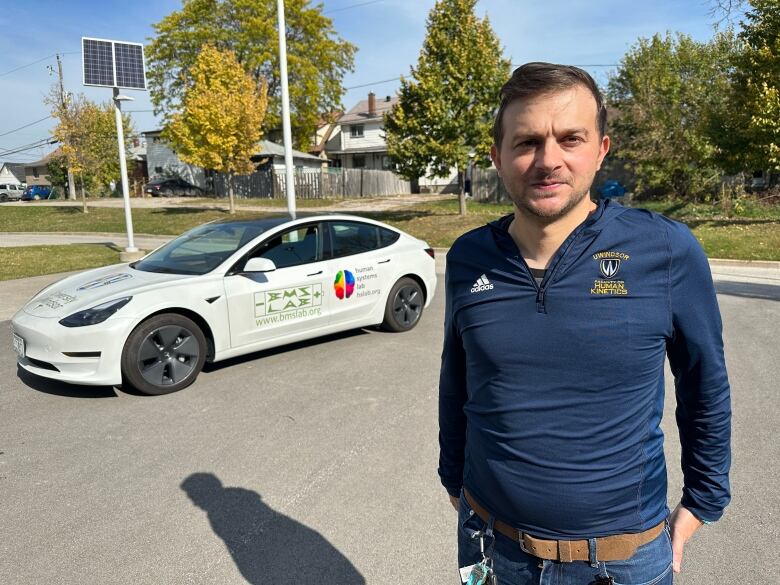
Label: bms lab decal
xmin=590 ymin=251 xmax=630 ymax=296
xmin=254 ymin=284 xmax=322 ymax=326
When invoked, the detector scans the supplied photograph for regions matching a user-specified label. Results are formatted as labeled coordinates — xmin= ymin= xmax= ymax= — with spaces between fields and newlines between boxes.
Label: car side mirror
xmin=244 ymin=257 xmax=277 ymax=272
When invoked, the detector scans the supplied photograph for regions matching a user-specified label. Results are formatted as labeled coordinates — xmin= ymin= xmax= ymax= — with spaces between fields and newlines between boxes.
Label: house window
xmin=350 ymin=125 xmax=364 ymax=138
xmin=33 ymin=167 xmax=39 ymax=178
xmin=155 ymin=166 xmax=163 ymax=173
xmin=352 ymin=155 xmax=365 ymax=169
xmin=382 ymin=156 xmax=392 ymax=170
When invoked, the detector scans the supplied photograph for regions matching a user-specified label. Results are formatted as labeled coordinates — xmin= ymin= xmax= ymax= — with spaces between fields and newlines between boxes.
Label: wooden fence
xmin=470 ymin=167 xmax=510 ymax=203
xmin=213 ymin=168 xmax=411 ymax=199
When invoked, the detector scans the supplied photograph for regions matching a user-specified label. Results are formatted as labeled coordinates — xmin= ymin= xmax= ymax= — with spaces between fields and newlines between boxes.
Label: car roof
xmin=209 ymin=212 xmax=396 ymax=231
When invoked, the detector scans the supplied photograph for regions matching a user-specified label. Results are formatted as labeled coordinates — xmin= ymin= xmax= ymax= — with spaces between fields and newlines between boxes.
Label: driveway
xmin=0 ymin=257 xmax=777 ymax=584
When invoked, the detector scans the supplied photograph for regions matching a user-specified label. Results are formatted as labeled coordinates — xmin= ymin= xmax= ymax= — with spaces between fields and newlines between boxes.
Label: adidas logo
xmin=470 ymin=274 xmax=494 ymax=293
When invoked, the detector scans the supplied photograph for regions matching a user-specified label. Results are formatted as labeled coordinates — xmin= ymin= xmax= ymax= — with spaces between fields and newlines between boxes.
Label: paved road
xmin=0 ymin=257 xmax=778 ymax=584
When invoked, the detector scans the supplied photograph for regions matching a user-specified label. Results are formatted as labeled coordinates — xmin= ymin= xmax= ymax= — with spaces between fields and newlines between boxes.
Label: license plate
xmin=12 ymin=333 xmax=24 ymax=358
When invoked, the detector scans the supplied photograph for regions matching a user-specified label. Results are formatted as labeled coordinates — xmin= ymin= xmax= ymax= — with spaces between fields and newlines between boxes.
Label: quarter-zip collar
xmin=488 ymin=199 xmax=629 ymax=313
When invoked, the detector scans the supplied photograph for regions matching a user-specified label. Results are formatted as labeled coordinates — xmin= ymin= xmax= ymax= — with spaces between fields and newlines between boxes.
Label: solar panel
xmin=82 ymin=37 xmax=146 ymax=90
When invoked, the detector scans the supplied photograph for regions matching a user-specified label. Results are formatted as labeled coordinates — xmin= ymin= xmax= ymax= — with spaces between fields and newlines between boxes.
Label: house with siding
xmin=326 ymin=93 xmax=397 ymax=170
xmin=143 ymin=130 xmax=321 ymax=191
xmin=0 ymin=162 xmax=27 ymax=186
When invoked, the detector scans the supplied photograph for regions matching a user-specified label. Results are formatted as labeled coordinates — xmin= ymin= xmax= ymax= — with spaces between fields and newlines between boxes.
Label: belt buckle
xmin=517 ymin=531 xmax=535 ymax=556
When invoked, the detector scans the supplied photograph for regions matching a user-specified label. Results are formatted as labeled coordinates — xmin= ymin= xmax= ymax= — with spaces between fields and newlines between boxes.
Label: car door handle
xmin=378 ymin=259 xmax=391 ymax=264
xmin=307 ymin=270 xmax=323 ymax=276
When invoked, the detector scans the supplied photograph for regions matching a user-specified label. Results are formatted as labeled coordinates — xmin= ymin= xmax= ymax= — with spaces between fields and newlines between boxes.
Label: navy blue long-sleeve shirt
xmin=438 ymin=199 xmax=731 ymax=539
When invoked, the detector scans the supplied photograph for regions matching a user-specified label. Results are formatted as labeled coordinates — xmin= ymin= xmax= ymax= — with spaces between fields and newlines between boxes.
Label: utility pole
xmin=56 ymin=54 xmax=77 ymax=201
xmin=277 ymin=0 xmax=296 ymax=219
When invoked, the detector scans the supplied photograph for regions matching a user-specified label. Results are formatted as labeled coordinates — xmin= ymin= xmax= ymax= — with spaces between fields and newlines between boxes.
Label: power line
xmin=346 ymin=76 xmax=400 ymax=90
xmin=0 ymin=51 xmax=79 ymax=78
xmin=324 ymin=0 xmax=384 ymax=14
xmin=0 ymin=138 xmax=57 ymax=157
xmin=0 ymin=116 xmax=53 ymax=138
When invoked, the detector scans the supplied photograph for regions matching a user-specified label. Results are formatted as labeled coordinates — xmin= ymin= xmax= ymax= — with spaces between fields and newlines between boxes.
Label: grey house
xmin=142 ymin=130 xmax=322 ymax=192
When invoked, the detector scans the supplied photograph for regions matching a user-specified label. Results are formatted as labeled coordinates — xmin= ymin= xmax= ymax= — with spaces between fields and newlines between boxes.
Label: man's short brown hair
xmin=493 ymin=62 xmax=607 ymax=147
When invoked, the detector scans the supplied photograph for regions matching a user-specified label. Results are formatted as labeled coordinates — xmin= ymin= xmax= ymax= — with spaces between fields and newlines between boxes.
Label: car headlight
xmin=59 ymin=297 xmax=132 ymax=327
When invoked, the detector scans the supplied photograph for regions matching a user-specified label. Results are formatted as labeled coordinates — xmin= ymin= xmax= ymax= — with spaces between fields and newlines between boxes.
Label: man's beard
xmin=507 ymin=175 xmax=593 ymax=223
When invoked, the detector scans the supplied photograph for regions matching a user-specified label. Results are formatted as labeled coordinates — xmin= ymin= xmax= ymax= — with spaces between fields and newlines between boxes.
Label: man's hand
xmin=449 ymin=494 xmax=459 ymax=511
xmin=668 ymin=504 xmax=704 ymax=574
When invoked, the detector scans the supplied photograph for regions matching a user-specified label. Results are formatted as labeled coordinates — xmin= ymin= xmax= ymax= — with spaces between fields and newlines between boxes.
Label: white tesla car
xmin=11 ymin=214 xmax=437 ymax=395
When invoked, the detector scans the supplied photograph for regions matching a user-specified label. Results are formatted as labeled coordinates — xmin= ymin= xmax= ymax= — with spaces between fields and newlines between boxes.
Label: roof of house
xmin=0 ymin=162 xmax=28 ymax=182
xmin=24 ymin=149 xmax=62 ymax=168
xmin=338 ymin=95 xmax=398 ymax=125
xmin=142 ymin=131 xmax=320 ymax=162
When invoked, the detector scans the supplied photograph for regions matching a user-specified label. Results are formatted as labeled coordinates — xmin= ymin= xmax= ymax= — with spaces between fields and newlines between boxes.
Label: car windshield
xmin=132 ymin=223 xmax=269 ymax=275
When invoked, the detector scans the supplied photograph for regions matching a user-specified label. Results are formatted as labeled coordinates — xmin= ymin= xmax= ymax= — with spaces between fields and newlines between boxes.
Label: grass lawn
xmin=0 ymin=198 xmax=777 ymax=281
xmin=0 ymin=244 xmax=122 ymax=282
xmin=0 ymin=206 xmax=272 ymax=235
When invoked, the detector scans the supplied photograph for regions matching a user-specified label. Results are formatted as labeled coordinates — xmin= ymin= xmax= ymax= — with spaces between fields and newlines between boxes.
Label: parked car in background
xmin=0 ymin=183 xmax=23 ymax=202
xmin=145 ymin=177 xmax=205 ymax=197
xmin=21 ymin=186 xmax=53 ymax=201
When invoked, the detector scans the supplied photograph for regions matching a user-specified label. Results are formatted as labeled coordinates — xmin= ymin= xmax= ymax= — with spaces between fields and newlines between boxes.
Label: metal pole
xmin=113 ymin=87 xmax=137 ymax=252
xmin=277 ymin=0 xmax=296 ymax=219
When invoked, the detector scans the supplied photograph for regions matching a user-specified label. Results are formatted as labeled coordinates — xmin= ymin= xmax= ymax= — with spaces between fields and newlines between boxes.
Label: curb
xmin=432 ymin=248 xmax=779 ymax=269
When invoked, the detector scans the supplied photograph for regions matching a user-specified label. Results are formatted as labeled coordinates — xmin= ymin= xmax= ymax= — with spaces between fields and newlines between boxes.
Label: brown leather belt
xmin=463 ymin=489 xmax=665 ymax=562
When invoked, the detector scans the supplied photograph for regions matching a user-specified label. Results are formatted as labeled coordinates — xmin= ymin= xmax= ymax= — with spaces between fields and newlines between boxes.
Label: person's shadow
xmin=181 ymin=473 xmax=365 ymax=584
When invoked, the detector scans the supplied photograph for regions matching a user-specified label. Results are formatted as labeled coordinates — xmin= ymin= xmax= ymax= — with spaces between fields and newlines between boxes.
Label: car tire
xmin=0 ymin=194 xmax=7 ymax=202
xmin=121 ymin=313 xmax=207 ymax=395
xmin=163 ymin=188 xmax=173 ymax=197
xmin=381 ymin=277 xmax=424 ymax=332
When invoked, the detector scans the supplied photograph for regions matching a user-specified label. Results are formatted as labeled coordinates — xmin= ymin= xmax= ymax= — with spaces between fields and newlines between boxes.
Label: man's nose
xmin=534 ymin=139 xmax=563 ymax=172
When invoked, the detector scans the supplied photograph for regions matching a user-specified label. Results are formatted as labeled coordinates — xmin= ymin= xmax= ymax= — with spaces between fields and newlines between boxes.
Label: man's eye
xmin=515 ymin=140 xmax=535 ymax=148
xmin=563 ymin=136 xmax=583 ymax=145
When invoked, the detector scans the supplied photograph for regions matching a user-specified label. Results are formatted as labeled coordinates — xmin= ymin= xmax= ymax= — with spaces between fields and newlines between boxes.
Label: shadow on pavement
xmin=715 ymin=281 xmax=780 ymax=301
xmin=17 ymin=365 xmax=118 ymax=398
xmin=181 ymin=473 xmax=365 ymax=585
xmin=202 ymin=328 xmax=369 ymax=373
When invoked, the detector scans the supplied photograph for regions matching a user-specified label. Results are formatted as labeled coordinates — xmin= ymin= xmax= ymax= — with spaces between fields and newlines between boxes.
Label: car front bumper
xmin=11 ymin=311 xmax=136 ymax=386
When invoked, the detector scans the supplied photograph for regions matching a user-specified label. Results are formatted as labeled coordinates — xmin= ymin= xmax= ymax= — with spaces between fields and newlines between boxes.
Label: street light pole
xmin=113 ymin=87 xmax=137 ymax=254
xmin=277 ymin=0 xmax=296 ymax=219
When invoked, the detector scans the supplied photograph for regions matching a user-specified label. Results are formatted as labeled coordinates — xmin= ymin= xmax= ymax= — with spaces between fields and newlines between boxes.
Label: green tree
xmin=47 ymin=91 xmax=133 ymax=212
xmin=164 ymin=45 xmax=269 ymax=214
xmin=608 ymin=32 xmax=737 ymax=200
xmin=384 ymin=0 xmax=509 ymax=214
xmin=729 ymin=0 xmax=780 ymax=170
xmin=147 ymin=0 xmax=355 ymax=149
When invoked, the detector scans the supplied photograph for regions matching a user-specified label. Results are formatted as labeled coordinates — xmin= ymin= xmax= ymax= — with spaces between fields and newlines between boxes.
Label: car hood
xmin=23 ymin=263 xmax=196 ymax=319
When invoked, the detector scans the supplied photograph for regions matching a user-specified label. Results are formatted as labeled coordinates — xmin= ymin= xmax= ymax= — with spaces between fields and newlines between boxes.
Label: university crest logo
xmin=599 ymin=258 xmax=621 ymax=279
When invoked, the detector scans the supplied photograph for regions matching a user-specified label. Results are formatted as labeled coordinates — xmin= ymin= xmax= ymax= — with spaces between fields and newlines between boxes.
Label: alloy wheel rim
xmin=138 ymin=325 xmax=199 ymax=387
xmin=392 ymin=286 xmax=422 ymax=327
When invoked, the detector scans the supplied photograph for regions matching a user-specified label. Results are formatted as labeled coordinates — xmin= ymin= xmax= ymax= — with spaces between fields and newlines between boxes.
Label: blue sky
xmin=0 ymin=0 xmax=739 ymax=164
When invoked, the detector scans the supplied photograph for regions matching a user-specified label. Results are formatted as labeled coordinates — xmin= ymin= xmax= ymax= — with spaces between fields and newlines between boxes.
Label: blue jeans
xmin=457 ymin=492 xmax=673 ymax=585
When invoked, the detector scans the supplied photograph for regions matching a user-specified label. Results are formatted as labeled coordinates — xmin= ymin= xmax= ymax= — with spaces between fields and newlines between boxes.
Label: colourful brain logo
xmin=334 ymin=270 xmax=355 ymax=299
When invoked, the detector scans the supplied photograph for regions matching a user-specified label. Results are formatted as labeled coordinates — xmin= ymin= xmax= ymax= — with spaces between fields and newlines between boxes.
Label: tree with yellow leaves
xmin=164 ymin=44 xmax=268 ymax=214
xmin=47 ymin=89 xmax=133 ymax=213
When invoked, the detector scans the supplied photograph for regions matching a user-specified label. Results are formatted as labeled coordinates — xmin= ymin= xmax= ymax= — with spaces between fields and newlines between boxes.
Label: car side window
xmin=251 ymin=224 xmax=320 ymax=269
xmin=328 ymin=221 xmax=381 ymax=258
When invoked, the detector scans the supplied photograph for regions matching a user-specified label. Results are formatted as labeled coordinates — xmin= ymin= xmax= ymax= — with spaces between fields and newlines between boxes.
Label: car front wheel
xmin=381 ymin=277 xmax=424 ymax=332
xmin=121 ymin=313 xmax=207 ymax=395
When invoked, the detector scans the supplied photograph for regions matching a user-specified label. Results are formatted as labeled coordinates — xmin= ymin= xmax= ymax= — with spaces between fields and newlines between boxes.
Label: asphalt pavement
xmin=0 ymin=255 xmax=778 ymax=584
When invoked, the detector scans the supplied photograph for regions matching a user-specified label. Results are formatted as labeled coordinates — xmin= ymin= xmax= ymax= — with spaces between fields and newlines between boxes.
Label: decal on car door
xmin=253 ymin=283 xmax=323 ymax=327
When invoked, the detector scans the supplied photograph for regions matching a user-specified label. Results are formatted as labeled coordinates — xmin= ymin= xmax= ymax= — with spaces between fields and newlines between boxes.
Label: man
xmin=438 ymin=63 xmax=731 ymax=585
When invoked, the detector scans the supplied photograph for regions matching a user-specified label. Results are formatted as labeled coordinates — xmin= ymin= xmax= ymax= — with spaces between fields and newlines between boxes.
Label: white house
xmin=326 ymin=93 xmax=397 ymax=170
xmin=0 ymin=162 xmax=27 ymax=186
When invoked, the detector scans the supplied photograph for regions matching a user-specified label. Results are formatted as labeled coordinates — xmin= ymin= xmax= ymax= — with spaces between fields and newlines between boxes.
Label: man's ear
xmin=490 ymin=143 xmax=501 ymax=174
xmin=596 ymin=135 xmax=610 ymax=171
